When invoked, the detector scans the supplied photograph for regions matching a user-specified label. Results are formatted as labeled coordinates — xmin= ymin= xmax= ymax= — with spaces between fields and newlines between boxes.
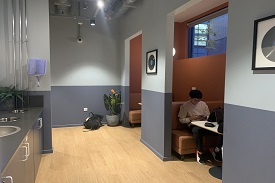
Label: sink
xmin=0 ymin=117 xmax=20 ymax=122
xmin=0 ymin=126 xmax=21 ymax=137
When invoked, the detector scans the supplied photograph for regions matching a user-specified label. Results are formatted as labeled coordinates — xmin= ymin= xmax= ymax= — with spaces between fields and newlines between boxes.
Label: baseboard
xmin=52 ymin=122 xmax=108 ymax=128
xmin=52 ymin=123 xmax=83 ymax=128
xmin=140 ymin=139 xmax=173 ymax=161
xmin=42 ymin=149 xmax=53 ymax=154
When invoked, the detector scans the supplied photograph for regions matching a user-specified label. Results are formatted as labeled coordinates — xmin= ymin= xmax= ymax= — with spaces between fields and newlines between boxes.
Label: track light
xmin=83 ymin=1 xmax=88 ymax=9
xmin=90 ymin=19 xmax=95 ymax=26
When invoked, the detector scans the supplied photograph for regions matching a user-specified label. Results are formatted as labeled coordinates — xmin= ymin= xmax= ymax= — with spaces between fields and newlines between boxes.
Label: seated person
xmin=178 ymin=89 xmax=217 ymax=164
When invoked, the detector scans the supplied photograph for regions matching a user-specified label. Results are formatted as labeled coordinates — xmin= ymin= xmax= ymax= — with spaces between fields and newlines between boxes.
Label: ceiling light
xmin=83 ymin=1 xmax=88 ymax=9
xmin=77 ymin=37 xmax=83 ymax=43
xmin=97 ymin=0 xmax=104 ymax=8
xmin=90 ymin=19 xmax=95 ymax=26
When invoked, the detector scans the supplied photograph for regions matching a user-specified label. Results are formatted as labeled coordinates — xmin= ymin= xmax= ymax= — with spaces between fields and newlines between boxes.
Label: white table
xmin=191 ymin=120 xmax=223 ymax=135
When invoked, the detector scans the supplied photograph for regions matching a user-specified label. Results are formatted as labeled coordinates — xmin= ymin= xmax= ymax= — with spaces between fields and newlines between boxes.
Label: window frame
xmin=187 ymin=8 xmax=228 ymax=58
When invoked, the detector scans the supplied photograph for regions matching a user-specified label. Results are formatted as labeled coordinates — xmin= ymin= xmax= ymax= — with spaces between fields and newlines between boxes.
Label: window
xmin=188 ymin=11 xmax=228 ymax=58
xmin=194 ymin=24 xmax=208 ymax=46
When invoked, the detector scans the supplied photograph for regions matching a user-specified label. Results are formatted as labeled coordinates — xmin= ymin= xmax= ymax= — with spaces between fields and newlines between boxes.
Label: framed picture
xmin=146 ymin=49 xmax=158 ymax=74
xmin=252 ymin=14 xmax=275 ymax=70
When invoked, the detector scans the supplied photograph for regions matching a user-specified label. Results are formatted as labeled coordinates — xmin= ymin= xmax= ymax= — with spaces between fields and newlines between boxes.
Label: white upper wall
xmin=0 ymin=1 xmax=5 ymax=82
xmin=0 ymin=0 xmax=10 ymax=85
xmin=27 ymin=0 xmax=51 ymax=91
xmin=225 ymin=0 xmax=275 ymax=111
xmin=120 ymin=0 xmax=189 ymax=93
xmin=50 ymin=12 xmax=121 ymax=86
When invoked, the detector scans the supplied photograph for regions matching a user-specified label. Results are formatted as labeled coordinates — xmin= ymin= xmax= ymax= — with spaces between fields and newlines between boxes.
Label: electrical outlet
xmin=192 ymin=87 xmax=196 ymax=90
xmin=84 ymin=108 xmax=88 ymax=112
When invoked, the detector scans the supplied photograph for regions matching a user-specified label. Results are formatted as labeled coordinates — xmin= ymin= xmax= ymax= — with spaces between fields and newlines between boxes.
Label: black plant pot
xmin=0 ymin=98 xmax=15 ymax=111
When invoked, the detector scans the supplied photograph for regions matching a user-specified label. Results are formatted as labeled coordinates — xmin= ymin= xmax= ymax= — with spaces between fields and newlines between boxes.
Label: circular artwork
xmin=148 ymin=55 xmax=155 ymax=70
xmin=261 ymin=26 xmax=275 ymax=62
xmin=146 ymin=49 xmax=157 ymax=74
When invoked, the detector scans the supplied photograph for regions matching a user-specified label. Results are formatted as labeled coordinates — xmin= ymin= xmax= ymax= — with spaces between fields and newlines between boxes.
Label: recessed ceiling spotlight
xmin=97 ymin=0 xmax=104 ymax=8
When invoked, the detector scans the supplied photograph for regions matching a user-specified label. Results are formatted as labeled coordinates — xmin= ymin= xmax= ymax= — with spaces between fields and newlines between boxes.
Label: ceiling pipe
xmin=77 ymin=23 xmax=83 ymax=43
xmin=105 ymin=0 xmax=139 ymax=20
xmin=92 ymin=7 xmax=100 ymax=18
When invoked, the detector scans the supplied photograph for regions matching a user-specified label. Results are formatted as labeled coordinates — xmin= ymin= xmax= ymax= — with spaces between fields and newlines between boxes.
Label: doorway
xmin=123 ymin=31 xmax=142 ymax=129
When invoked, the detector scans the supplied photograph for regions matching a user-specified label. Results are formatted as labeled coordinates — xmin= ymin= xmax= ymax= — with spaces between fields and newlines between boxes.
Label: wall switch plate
xmin=192 ymin=87 xmax=196 ymax=90
xmin=84 ymin=108 xmax=88 ymax=112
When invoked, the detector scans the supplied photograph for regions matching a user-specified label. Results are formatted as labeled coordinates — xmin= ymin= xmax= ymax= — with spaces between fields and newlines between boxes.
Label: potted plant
xmin=103 ymin=89 xmax=122 ymax=126
xmin=0 ymin=86 xmax=24 ymax=111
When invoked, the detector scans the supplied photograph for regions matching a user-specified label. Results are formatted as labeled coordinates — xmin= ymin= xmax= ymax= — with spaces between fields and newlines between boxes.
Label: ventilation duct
xmin=50 ymin=0 xmax=140 ymax=20
xmin=105 ymin=0 xmax=139 ymax=20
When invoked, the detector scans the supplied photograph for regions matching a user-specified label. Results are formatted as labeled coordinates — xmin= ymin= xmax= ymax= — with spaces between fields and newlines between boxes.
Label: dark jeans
xmin=190 ymin=125 xmax=223 ymax=152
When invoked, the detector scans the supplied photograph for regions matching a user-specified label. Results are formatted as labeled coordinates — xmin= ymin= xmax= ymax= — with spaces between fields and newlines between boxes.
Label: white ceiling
xmin=174 ymin=0 xmax=228 ymax=23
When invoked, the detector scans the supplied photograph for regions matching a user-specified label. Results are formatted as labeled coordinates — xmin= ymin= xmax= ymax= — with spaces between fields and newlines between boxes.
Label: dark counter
xmin=0 ymin=107 xmax=43 ymax=173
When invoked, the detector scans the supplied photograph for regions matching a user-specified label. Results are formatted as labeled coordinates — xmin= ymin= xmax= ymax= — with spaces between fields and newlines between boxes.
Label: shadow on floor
xmin=209 ymin=166 xmax=222 ymax=180
xmin=172 ymin=151 xmax=223 ymax=180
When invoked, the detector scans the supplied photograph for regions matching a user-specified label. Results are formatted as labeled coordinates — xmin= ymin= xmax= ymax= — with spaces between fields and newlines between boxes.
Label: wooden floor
xmin=36 ymin=126 xmax=222 ymax=183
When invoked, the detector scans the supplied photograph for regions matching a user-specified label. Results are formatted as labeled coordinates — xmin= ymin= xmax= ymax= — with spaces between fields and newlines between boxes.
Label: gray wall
xmin=223 ymin=0 xmax=275 ymax=182
xmin=141 ymin=90 xmax=172 ymax=160
xmin=49 ymin=9 xmax=122 ymax=126
xmin=0 ymin=0 xmax=13 ymax=86
xmin=4 ymin=0 xmax=275 ymax=181
xmin=29 ymin=91 xmax=52 ymax=153
xmin=0 ymin=0 xmax=52 ymax=154
xmin=27 ymin=0 xmax=52 ymax=153
xmin=27 ymin=0 xmax=51 ymax=91
xmin=223 ymin=104 xmax=275 ymax=183
xmin=119 ymin=0 xmax=188 ymax=160
xmin=51 ymin=86 xmax=121 ymax=127
xmin=50 ymin=12 xmax=121 ymax=87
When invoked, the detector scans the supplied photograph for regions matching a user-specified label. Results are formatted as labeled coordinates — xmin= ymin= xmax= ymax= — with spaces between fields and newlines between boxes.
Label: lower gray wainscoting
xmin=51 ymin=86 xmax=121 ymax=127
xmin=141 ymin=89 xmax=172 ymax=161
xmin=223 ymin=104 xmax=275 ymax=183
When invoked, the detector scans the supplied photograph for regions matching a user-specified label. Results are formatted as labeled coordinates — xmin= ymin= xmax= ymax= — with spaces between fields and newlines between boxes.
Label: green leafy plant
xmin=103 ymin=89 xmax=122 ymax=115
xmin=0 ymin=86 xmax=24 ymax=102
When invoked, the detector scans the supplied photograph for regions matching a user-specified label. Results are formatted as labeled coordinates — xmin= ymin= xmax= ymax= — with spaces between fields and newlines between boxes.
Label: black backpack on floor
xmin=83 ymin=112 xmax=104 ymax=130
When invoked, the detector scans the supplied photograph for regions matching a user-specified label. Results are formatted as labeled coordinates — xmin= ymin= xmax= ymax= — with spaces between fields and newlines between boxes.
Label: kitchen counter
xmin=0 ymin=107 xmax=43 ymax=173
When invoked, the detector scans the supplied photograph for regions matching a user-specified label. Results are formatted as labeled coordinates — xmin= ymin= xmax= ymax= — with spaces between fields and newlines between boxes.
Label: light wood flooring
xmin=35 ymin=126 xmax=222 ymax=183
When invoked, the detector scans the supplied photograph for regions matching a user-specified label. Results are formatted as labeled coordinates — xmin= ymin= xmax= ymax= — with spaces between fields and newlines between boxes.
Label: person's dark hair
xmin=189 ymin=89 xmax=203 ymax=99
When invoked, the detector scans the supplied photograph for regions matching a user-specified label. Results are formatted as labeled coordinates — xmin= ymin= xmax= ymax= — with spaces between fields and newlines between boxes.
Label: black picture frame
xmin=252 ymin=14 xmax=275 ymax=70
xmin=146 ymin=49 xmax=158 ymax=74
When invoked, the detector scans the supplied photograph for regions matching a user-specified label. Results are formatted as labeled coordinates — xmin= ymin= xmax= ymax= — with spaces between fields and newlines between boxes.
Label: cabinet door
xmin=33 ymin=117 xmax=42 ymax=181
xmin=2 ymin=115 xmax=43 ymax=183
xmin=2 ymin=144 xmax=26 ymax=183
xmin=24 ymin=131 xmax=35 ymax=183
